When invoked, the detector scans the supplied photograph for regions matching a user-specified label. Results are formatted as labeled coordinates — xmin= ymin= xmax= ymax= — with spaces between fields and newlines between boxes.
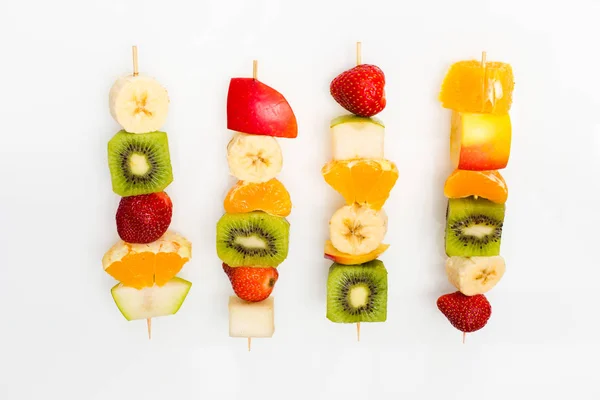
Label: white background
xmin=1 ymin=0 xmax=599 ymax=399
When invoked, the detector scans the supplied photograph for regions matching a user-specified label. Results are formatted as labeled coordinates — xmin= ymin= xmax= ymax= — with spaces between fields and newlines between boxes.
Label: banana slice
xmin=445 ymin=256 xmax=506 ymax=296
xmin=329 ymin=204 xmax=387 ymax=255
xmin=227 ymin=132 xmax=283 ymax=183
xmin=109 ymin=75 xmax=169 ymax=134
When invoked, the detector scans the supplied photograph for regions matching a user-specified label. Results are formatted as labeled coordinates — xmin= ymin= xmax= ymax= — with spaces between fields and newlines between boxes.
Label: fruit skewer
xmin=324 ymin=42 xmax=397 ymax=341
xmin=437 ymin=51 xmax=514 ymax=341
xmin=103 ymin=46 xmax=193 ymax=339
xmin=131 ymin=47 xmax=151 ymax=337
xmin=218 ymin=60 xmax=297 ymax=350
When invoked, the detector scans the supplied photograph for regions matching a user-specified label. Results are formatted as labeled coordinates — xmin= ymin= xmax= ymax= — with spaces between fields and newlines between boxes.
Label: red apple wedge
xmin=227 ymin=78 xmax=298 ymax=138
xmin=450 ymin=111 xmax=511 ymax=170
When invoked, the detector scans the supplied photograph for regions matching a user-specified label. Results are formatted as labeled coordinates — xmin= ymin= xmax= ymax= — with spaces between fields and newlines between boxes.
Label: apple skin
xmin=324 ymin=240 xmax=389 ymax=265
xmin=227 ymin=78 xmax=298 ymax=138
xmin=451 ymin=111 xmax=511 ymax=171
xmin=330 ymin=114 xmax=385 ymax=129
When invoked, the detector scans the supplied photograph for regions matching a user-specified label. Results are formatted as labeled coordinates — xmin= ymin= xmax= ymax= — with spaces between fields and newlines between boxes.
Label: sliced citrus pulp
xmin=324 ymin=240 xmax=389 ymax=265
xmin=224 ymin=178 xmax=291 ymax=217
xmin=102 ymin=231 xmax=191 ymax=289
xmin=444 ymin=169 xmax=508 ymax=204
xmin=439 ymin=60 xmax=514 ymax=114
xmin=322 ymin=159 xmax=398 ymax=210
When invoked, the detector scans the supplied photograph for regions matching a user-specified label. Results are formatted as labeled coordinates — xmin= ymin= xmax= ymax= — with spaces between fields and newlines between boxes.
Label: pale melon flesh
xmin=228 ymin=296 xmax=275 ymax=338
xmin=111 ymin=277 xmax=192 ymax=321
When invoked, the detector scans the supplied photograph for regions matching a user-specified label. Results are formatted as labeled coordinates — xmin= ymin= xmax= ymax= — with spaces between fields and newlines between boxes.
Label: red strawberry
xmin=330 ymin=64 xmax=386 ymax=117
xmin=222 ymin=263 xmax=278 ymax=302
xmin=437 ymin=292 xmax=492 ymax=333
xmin=116 ymin=192 xmax=173 ymax=244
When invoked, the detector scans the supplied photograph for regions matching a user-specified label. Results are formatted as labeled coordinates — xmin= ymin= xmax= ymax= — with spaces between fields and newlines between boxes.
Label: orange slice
xmin=102 ymin=231 xmax=191 ymax=289
xmin=224 ymin=178 xmax=291 ymax=217
xmin=444 ymin=169 xmax=508 ymax=204
xmin=324 ymin=240 xmax=389 ymax=265
xmin=322 ymin=159 xmax=398 ymax=210
xmin=439 ymin=60 xmax=514 ymax=114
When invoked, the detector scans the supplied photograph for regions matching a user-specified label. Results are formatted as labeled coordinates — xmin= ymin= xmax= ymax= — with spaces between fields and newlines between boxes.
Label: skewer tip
xmin=252 ymin=60 xmax=258 ymax=80
xmin=481 ymin=51 xmax=487 ymax=67
xmin=462 ymin=331 xmax=466 ymax=344
xmin=132 ymin=45 xmax=139 ymax=77
xmin=356 ymin=42 xmax=362 ymax=66
xmin=357 ymin=322 xmax=361 ymax=342
xmin=247 ymin=337 xmax=252 ymax=351
xmin=147 ymin=318 xmax=152 ymax=340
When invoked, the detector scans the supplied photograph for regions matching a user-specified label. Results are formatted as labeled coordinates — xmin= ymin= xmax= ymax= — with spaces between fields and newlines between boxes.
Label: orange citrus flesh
xmin=102 ymin=231 xmax=191 ymax=289
xmin=324 ymin=240 xmax=389 ymax=265
xmin=444 ymin=169 xmax=508 ymax=204
xmin=322 ymin=159 xmax=398 ymax=210
xmin=224 ymin=179 xmax=292 ymax=217
xmin=439 ymin=60 xmax=514 ymax=114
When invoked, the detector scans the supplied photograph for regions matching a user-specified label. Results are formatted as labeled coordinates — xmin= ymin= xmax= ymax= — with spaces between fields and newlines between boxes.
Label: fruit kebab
xmin=217 ymin=60 xmax=297 ymax=351
xmin=103 ymin=46 xmax=192 ymax=339
xmin=436 ymin=51 xmax=514 ymax=342
xmin=323 ymin=42 xmax=396 ymax=341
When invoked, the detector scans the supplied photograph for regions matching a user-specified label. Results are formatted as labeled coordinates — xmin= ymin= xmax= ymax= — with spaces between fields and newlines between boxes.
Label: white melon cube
xmin=228 ymin=296 xmax=275 ymax=338
xmin=111 ymin=277 xmax=192 ymax=321
xmin=331 ymin=115 xmax=384 ymax=160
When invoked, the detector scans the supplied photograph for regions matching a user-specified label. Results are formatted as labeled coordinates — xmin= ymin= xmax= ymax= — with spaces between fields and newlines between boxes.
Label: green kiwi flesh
xmin=216 ymin=211 xmax=289 ymax=267
xmin=326 ymin=260 xmax=388 ymax=323
xmin=445 ymin=196 xmax=505 ymax=257
xmin=107 ymin=130 xmax=173 ymax=197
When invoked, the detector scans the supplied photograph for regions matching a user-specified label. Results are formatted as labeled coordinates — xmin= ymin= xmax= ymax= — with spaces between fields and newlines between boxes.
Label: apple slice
xmin=330 ymin=115 xmax=384 ymax=160
xmin=227 ymin=78 xmax=298 ymax=138
xmin=451 ymin=111 xmax=511 ymax=170
xmin=324 ymin=240 xmax=389 ymax=265
xmin=111 ymin=277 xmax=192 ymax=321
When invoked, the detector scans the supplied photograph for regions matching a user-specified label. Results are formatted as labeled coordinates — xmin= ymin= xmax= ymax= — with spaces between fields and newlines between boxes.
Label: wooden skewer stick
xmin=354 ymin=41 xmax=363 ymax=342
xmin=248 ymin=337 xmax=252 ymax=351
xmin=253 ymin=60 xmax=258 ymax=80
xmin=462 ymin=331 xmax=466 ymax=344
xmin=132 ymin=45 xmax=139 ymax=77
xmin=480 ymin=50 xmax=487 ymax=109
xmin=133 ymin=44 xmax=148 ymax=340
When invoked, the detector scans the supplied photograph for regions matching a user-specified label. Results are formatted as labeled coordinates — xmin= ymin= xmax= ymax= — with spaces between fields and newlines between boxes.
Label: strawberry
xmin=222 ymin=263 xmax=278 ymax=302
xmin=116 ymin=192 xmax=173 ymax=244
xmin=437 ymin=291 xmax=492 ymax=333
xmin=330 ymin=64 xmax=386 ymax=117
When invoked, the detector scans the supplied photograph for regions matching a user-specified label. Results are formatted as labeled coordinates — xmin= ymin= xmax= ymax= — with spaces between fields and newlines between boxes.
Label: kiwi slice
xmin=326 ymin=260 xmax=388 ymax=323
xmin=107 ymin=130 xmax=173 ymax=197
xmin=216 ymin=211 xmax=289 ymax=267
xmin=445 ymin=196 xmax=505 ymax=257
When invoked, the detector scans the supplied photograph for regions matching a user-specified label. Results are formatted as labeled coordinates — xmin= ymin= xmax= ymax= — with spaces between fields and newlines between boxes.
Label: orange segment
xmin=224 ymin=179 xmax=291 ymax=217
xmin=324 ymin=240 xmax=389 ymax=265
xmin=444 ymin=169 xmax=508 ymax=204
xmin=102 ymin=231 xmax=191 ymax=289
xmin=439 ymin=60 xmax=514 ymax=114
xmin=322 ymin=159 xmax=398 ymax=210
